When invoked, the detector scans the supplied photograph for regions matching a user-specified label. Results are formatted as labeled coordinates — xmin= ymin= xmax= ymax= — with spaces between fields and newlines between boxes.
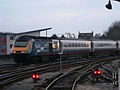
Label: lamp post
xmin=105 ymin=0 xmax=120 ymax=10
xmin=59 ymin=51 xmax=63 ymax=73
xmin=59 ymin=40 xmax=63 ymax=73
xmin=105 ymin=0 xmax=112 ymax=10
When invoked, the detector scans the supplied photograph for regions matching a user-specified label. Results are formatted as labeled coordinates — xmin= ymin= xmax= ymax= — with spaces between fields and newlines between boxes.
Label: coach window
xmin=111 ymin=43 xmax=113 ymax=46
xmin=80 ymin=43 xmax=82 ymax=47
xmin=81 ymin=43 xmax=83 ymax=47
xmin=110 ymin=43 xmax=112 ymax=46
xmin=95 ymin=44 xmax=97 ymax=47
xmin=79 ymin=43 xmax=81 ymax=47
xmin=78 ymin=43 xmax=80 ymax=47
xmin=95 ymin=44 xmax=97 ymax=46
xmin=83 ymin=43 xmax=85 ymax=47
xmin=86 ymin=44 xmax=89 ymax=47
xmin=74 ymin=43 xmax=76 ymax=47
xmin=64 ymin=43 xmax=68 ymax=47
xmin=113 ymin=43 xmax=116 ymax=46
xmin=77 ymin=43 xmax=79 ymax=47
xmin=66 ymin=44 xmax=69 ymax=47
xmin=65 ymin=44 xmax=67 ymax=47
xmin=98 ymin=44 xmax=101 ymax=47
xmin=104 ymin=43 xmax=106 ymax=46
xmin=69 ymin=43 xmax=71 ymax=47
xmin=82 ymin=43 xmax=84 ymax=47
xmin=74 ymin=43 xmax=75 ymax=47
xmin=84 ymin=43 xmax=86 ymax=47
xmin=72 ymin=43 xmax=74 ymax=47
xmin=64 ymin=44 xmax=66 ymax=47
xmin=63 ymin=44 xmax=66 ymax=47
xmin=71 ymin=43 xmax=73 ymax=47
xmin=10 ymin=44 xmax=13 ymax=48
xmin=53 ymin=42 xmax=58 ymax=49
xmin=10 ymin=36 xmax=14 ymax=40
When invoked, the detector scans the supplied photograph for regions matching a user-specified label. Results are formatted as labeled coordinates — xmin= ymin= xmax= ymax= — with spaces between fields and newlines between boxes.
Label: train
xmin=10 ymin=35 xmax=120 ymax=64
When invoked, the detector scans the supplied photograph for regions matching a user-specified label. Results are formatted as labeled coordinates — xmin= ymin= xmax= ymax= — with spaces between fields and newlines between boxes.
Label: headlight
xmin=12 ymin=51 xmax=16 ymax=53
xmin=21 ymin=50 xmax=29 ymax=53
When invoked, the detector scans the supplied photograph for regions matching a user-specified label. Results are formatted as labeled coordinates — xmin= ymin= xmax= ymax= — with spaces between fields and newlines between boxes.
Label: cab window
xmin=14 ymin=41 xmax=28 ymax=47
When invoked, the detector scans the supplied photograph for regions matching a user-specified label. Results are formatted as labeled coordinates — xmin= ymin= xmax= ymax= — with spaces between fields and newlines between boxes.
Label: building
xmin=0 ymin=32 xmax=16 ymax=55
xmin=93 ymin=33 xmax=101 ymax=40
xmin=78 ymin=31 xmax=93 ymax=40
xmin=0 ymin=28 xmax=51 ymax=55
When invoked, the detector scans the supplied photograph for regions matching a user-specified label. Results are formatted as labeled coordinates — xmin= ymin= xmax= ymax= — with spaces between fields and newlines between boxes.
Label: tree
xmin=104 ymin=21 xmax=120 ymax=40
xmin=60 ymin=35 xmax=65 ymax=38
xmin=51 ymin=34 xmax=58 ymax=39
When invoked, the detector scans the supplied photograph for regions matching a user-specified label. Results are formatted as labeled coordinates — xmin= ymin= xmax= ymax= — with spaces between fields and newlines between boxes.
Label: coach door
xmin=49 ymin=42 xmax=53 ymax=53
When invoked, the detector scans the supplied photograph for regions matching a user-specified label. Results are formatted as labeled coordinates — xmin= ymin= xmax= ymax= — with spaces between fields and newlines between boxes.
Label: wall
xmin=0 ymin=34 xmax=7 ymax=55
xmin=6 ymin=35 xmax=15 ymax=54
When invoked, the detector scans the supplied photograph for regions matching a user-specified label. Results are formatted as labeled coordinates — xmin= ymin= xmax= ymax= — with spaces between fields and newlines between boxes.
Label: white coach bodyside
xmin=92 ymin=40 xmax=117 ymax=51
xmin=61 ymin=40 xmax=91 ymax=51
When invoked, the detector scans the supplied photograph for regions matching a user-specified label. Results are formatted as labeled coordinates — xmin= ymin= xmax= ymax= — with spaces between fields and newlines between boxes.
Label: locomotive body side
xmin=11 ymin=36 xmax=60 ymax=64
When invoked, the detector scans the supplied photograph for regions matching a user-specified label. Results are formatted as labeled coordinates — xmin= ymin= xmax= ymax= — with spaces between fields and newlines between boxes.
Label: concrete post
xmin=118 ymin=68 xmax=120 ymax=90
xmin=60 ymin=53 xmax=62 ymax=73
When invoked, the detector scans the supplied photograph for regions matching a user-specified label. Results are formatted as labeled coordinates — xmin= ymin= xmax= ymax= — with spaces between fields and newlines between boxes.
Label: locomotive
xmin=11 ymin=35 xmax=120 ymax=64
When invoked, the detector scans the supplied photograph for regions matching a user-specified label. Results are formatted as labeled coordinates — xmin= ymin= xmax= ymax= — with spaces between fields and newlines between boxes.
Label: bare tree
xmin=104 ymin=21 xmax=120 ymax=40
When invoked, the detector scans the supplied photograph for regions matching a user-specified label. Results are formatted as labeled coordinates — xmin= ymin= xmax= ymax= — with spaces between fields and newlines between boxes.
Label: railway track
xmin=72 ymin=57 xmax=120 ymax=90
xmin=0 ymin=57 xmax=91 ymax=74
xmin=44 ymin=57 xmax=120 ymax=90
xmin=0 ymin=57 xmax=94 ymax=89
xmin=0 ymin=56 xmax=110 ymax=74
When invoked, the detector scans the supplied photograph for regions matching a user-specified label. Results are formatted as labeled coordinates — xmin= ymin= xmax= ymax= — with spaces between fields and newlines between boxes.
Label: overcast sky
xmin=0 ymin=0 xmax=120 ymax=37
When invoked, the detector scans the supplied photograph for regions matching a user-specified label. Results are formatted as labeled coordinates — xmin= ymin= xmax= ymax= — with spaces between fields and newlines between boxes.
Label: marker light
xmin=13 ymin=51 xmax=16 ymax=53
xmin=21 ymin=51 xmax=24 ymax=53
xmin=98 ymin=71 xmax=101 ymax=74
xmin=94 ymin=71 xmax=97 ymax=74
xmin=94 ymin=70 xmax=102 ymax=75
xmin=32 ymin=74 xmax=36 ymax=79
xmin=36 ymin=74 xmax=40 ymax=79
xmin=32 ymin=74 xmax=40 ymax=79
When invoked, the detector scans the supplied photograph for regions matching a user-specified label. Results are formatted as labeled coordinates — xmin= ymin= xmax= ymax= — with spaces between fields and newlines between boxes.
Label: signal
xmin=32 ymin=73 xmax=40 ymax=83
xmin=93 ymin=70 xmax=102 ymax=83
xmin=93 ymin=70 xmax=102 ymax=75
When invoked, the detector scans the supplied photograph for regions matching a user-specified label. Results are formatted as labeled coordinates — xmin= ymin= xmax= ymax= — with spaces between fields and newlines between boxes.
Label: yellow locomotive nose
xmin=12 ymin=41 xmax=31 ymax=54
